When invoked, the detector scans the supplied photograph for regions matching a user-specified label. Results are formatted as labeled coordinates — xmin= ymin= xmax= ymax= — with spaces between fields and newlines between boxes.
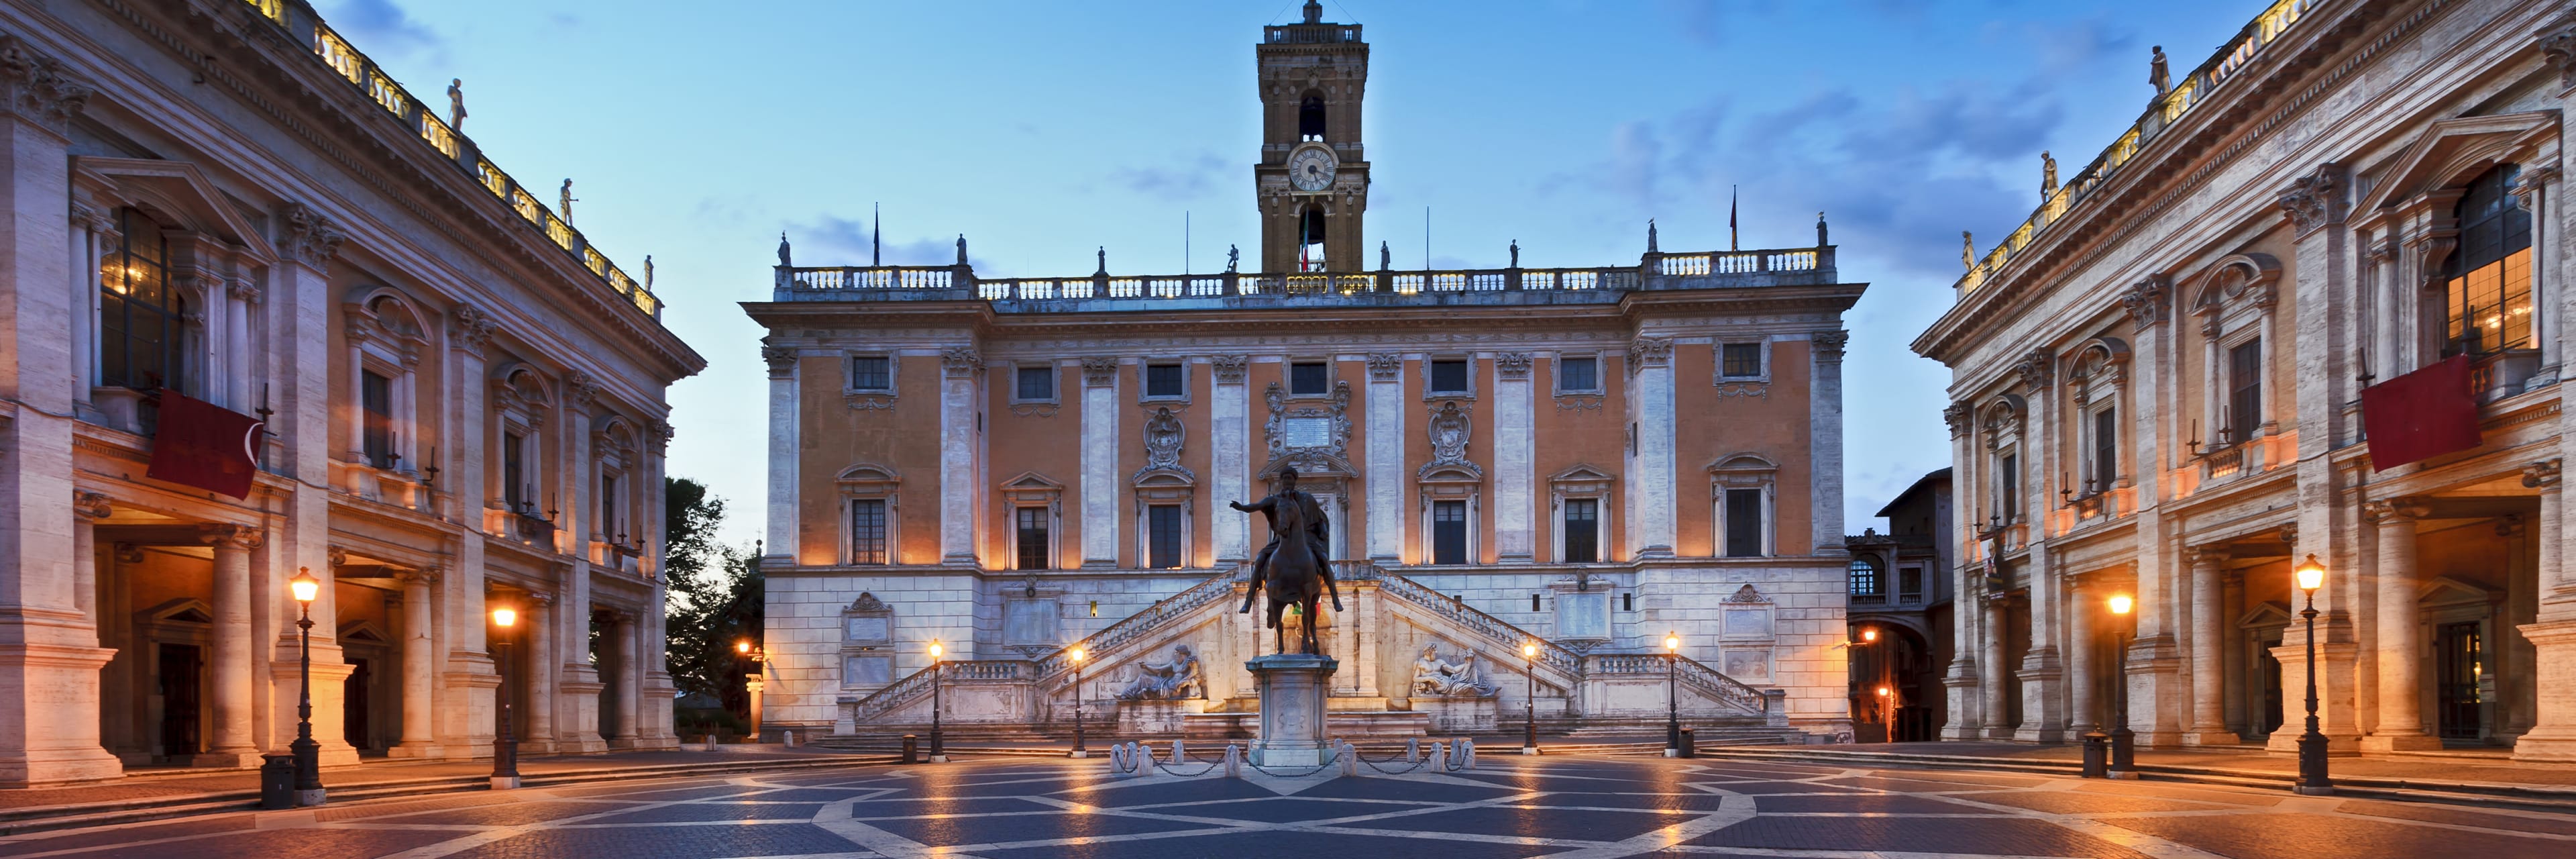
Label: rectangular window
xmin=1014 ymin=507 xmax=1049 ymax=570
xmin=1563 ymin=498 xmax=1599 ymax=563
xmin=1432 ymin=500 xmax=1468 ymax=565
xmin=1849 ymin=560 xmax=1881 ymax=597
xmin=100 ymin=208 xmax=184 ymax=393
xmin=1559 ymin=356 xmax=1599 ymax=392
xmin=851 ymin=356 xmax=892 ymax=391
xmin=361 ymin=370 xmax=394 ymax=468
xmin=1016 ymin=366 xmax=1053 ymax=401
xmin=601 ymin=474 xmax=620 ymax=539
xmin=1290 ymin=361 xmax=1328 ymax=395
xmin=1898 ymin=566 xmax=1924 ymax=600
xmin=851 ymin=499 xmax=888 ymax=565
xmin=1723 ymin=488 xmax=1764 ymax=557
xmin=1147 ymin=504 xmax=1183 ymax=568
xmin=502 ymin=432 xmax=527 ymax=510
xmin=1999 ymin=453 xmax=2021 ymax=521
xmin=1721 ymin=343 xmax=1763 ymax=378
xmin=2228 ymin=339 xmax=2262 ymax=442
xmin=1430 ymin=359 xmax=1468 ymax=393
xmin=1145 ymin=363 xmax=1185 ymax=398
xmin=2091 ymin=407 xmax=2118 ymax=491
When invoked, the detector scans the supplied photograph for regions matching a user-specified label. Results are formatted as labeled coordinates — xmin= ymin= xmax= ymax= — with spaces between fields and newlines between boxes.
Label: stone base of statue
xmin=1118 ymin=698 xmax=1205 ymax=736
xmin=1415 ymin=696 xmax=1498 ymax=733
xmin=1246 ymin=654 xmax=1337 ymax=768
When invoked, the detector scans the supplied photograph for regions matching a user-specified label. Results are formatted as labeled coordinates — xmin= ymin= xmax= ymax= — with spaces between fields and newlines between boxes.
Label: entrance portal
xmin=156 ymin=643 xmax=202 ymax=760
xmin=2437 ymin=620 xmax=2484 ymax=740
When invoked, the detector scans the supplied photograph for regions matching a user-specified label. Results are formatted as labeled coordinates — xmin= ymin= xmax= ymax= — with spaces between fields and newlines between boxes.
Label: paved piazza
xmin=0 ymin=756 xmax=2569 ymax=858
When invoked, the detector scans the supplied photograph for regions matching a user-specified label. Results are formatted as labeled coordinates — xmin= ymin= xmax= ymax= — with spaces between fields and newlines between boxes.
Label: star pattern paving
xmin=0 ymin=756 xmax=2570 ymax=858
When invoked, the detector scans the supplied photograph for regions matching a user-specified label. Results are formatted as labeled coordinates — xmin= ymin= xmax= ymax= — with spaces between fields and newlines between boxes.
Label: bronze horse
xmin=1264 ymin=496 xmax=1327 ymax=655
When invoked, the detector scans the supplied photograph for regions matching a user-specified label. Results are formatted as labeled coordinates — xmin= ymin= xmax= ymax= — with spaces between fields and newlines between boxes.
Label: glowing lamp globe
xmin=2108 ymin=595 xmax=2134 ymax=615
xmin=1664 ymin=632 xmax=1681 ymax=653
xmin=2294 ymin=554 xmax=2326 ymax=593
xmin=288 ymin=568 xmax=320 ymax=605
xmin=1071 ymin=646 xmax=1087 ymax=663
xmin=1523 ymin=642 xmax=1538 ymax=658
xmin=491 ymin=607 xmax=516 ymax=627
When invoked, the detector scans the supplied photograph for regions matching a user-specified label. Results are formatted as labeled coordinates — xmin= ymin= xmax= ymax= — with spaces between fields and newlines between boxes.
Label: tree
xmin=663 ymin=477 xmax=761 ymax=707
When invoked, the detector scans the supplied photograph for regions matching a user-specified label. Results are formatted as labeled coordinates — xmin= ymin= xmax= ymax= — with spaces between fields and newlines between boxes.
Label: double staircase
xmin=808 ymin=563 xmax=1799 ymax=750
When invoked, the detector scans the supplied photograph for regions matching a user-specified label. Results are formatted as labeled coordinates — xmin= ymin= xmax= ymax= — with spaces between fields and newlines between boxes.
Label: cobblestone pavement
xmin=3 ymin=755 xmax=2571 ymax=858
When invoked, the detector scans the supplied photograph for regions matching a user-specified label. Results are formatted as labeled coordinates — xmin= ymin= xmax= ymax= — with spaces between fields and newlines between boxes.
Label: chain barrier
xmin=1108 ymin=738 xmax=1474 ymax=777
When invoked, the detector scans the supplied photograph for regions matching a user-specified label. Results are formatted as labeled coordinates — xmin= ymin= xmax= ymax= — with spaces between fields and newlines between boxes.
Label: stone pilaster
xmin=1492 ymin=352 xmax=1534 ymax=562
xmin=1624 ymin=338 xmax=1675 ymax=558
xmin=1212 ymin=356 xmax=1252 ymax=564
xmin=1809 ymin=331 xmax=1847 ymax=554
xmin=761 ymin=344 xmax=798 ymax=563
xmin=1364 ymin=353 xmax=1405 ymax=562
xmin=2065 ymin=576 xmax=2097 ymax=736
xmin=1081 ymin=357 xmax=1120 ymax=566
xmin=939 ymin=347 xmax=981 ymax=564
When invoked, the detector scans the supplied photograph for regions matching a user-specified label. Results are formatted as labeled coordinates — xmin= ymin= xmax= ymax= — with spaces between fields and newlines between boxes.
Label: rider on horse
xmin=1230 ymin=466 xmax=1344 ymax=613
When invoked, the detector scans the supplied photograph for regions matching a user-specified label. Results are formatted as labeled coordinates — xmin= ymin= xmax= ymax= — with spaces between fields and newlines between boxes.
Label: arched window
xmin=1298 ymin=93 xmax=1326 ymax=141
xmin=1847 ymin=556 xmax=1882 ymax=601
xmin=2446 ymin=164 xmax=2532 ymax=355
xmin=100 ymin=207 xmax=189 ymax=392
xmin=1298 ymin=205 xmax=1328 ymax=272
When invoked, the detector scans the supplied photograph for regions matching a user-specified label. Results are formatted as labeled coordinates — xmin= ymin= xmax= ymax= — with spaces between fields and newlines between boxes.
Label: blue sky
xmin=328 ymin=0 xmax=2263 ymax=547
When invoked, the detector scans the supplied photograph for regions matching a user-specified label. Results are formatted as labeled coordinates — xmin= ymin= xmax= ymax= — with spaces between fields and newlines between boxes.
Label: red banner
xmin=2361 ymin=354 xmax=2482 ymax=472
xmin=146 ymin=391 xmax=265 ymax=499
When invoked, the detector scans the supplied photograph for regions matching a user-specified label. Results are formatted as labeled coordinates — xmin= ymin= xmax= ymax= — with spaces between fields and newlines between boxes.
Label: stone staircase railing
xmin=1030 ymin=566 xmax=1246 ymax=682
xmin=1583 ymin=653 xmax=1766 ymax=715
xmin=845 ymin=659 xmax=1038 ymax=725
xmin=1346 ymin=565 xmax=1585 ymax=679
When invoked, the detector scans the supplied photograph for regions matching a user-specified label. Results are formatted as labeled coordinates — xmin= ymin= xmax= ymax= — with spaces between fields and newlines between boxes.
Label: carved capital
xmin=940 ymin=346 xmax=982 ymax=379
xmin=197 ymin=523 xmax=264 ymax=550
xmin=2276 ymin=164 xmax=2346 ymax=236
xmin=2363 ymin=497 xmax=2432 ymax=525
xmin=73 ymin=490 xmax=111 ymax=520
xmin=448 ymin=305 xmax=497 ymax=355
xmin=228 ymin=279 xmax=264 ymax=304
xmin=525 ymin=589 xmax=557 ymax=607
xmin=650 ymin=421 xmax=674 ymax=452
xmin=2119 ymin=276 xmax=2171 ymax=328
xmin=1624 ymin=337 xmax=1672 ymax=374
xmin=2182 ymin=544 xmax=2229 ymax=568
xmin=0 ymin=35 xmax=93 ymax=133
xmin=760 ymin=345 xmax=795 ymax=374
xmin=1494 ymin=352 xmax=1532 ymax=381
xmin=394 ymin=566 xmax=443 ymax=587
xmin=1080 ymin=356 xmax=1118 ymax=388
xmin=1941 ymin=402 xmax=1972 ymax=438
xmin=1210 ymin=354 xmax=1250 ymax=385
xmin=2013 ymin=348 xmax=2055 ymax=391
xmin=275 ymin=202 xmax=345 ymax=272
xmin=567 ymin=370 xmax=601 ymax=407
xmin=1809 ymin=330 xmax=1849 ymax=364
xmin=2541 ymin=18 xmax=2576 ymax=92
xmin=2512 ymin=164 xmax=2561 ymax=211
xmin=2525 ymin=458 xmax=2564 ymax=491
xmin=1365 ymin=352 xmax=1403 ymax=382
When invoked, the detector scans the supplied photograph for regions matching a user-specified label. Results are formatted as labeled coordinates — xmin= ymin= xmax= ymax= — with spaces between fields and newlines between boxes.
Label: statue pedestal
xmin=1246 ymin=654 xmax=1338 ymax=768
xmin=1416 ymin=696 xmax=1498 ymax=733
xmin=1117 ymin=698 xmax=1206 ymax=736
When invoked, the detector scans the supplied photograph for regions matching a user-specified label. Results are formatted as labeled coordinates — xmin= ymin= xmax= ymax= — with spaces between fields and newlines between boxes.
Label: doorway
xmin=156 ymin=643 xmax=202 ymax=760
xmin=344 ymin=657 xmax=374 ymax=752
xmin=2437 ymin=621 xmax=2485 ymax=740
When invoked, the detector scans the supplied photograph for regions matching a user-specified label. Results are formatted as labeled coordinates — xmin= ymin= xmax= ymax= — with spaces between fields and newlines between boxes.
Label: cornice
xmin=1915 ymin=0 xmax=2430 ymax=362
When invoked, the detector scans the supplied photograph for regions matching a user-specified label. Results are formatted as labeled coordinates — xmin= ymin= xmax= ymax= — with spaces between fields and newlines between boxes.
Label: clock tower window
xmin=1299 ymin=205 xmax=1330 ymax=272
xmin=1299 ymin=93 xmax=1327 ymax=142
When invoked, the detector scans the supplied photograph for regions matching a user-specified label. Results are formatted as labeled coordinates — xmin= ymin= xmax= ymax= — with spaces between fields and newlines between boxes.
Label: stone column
xmin=1809 ymin=332 xmax=1847 ymax=554
xmin=388 ymin=568 xmax=441 ymax=758
xmin=2065 ymin=576 xmax=2096 ymax=736
xmin=1980 ymin=599 xmax=2010 ymax=740
xmin=620 ymin=610 xmax=645 ymax=747
xmin=71 ymin=493 xmax=107 ymax=626
xmin=270 ymin=203 xmax=358 ymax=766
xmin=0 ymin=46 xmax=121 ymax=787
xmin=761 ymin=345 xmax=798 ymax=564
xmin=1364 ymin=354 xmax=1405 ymax=562
xmin=1079 ymin=358 xmax=1120 ymax=566
xmin=2184 ymin=546 xmax=2231 ymax=744
xmin=1625 ymin=338 xmax=1675 ymax=558
xmin=199 ymin=525 xmax=263 ymax=766
xmin=1213 ymin=356 xmax=1252 ymax=564
xmin=938 ymin=347 xmax=980 ymax=564
xmin=524 ymin=591 xmax=556 ymax=754
xmin=1493 ymin=353 xmax=1535 ymax=562
xmin=2363 ymin=497 xmax=2439 ymax=752
xmin=2520 ymin=457 xmax=2576 ymax=762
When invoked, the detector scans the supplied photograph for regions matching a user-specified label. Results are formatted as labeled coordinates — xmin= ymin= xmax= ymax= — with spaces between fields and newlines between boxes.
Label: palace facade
xmin=1915 ymin=0 xmax=2576 ymax=760
xmin=0 ymin=0 xmax=700 ymax=787
xmin=749 ymin=4 xmax=1866 ymax=742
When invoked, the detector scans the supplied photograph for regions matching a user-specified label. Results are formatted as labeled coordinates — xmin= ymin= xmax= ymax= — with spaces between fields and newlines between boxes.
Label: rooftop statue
xmin=644 ymin=255 xmax=653 ymax=290
xmin=2041 ymin=151 xmax=2057 ymax=199
xmin=1115 ymin=644 xmax=1204 ymax=701
xmin=2150 ymin=46 xmax=2171 ymax=96
xmin=1817 ymin=211 xmax=1829 ymax=247
xmin=1379 ymin=240 xmax=1390 ymax=271
xmin=777 ymin=232 xmax=792 ymax=267
xmin=559 ymin=179 xmax=577 ymax=224
xmin=1961 ymin=231 xmax=1974 ymax=272
xmin=1509 ymin=239 xmax=1519 ymax=268
xmin=1227 ymin=244 xmax=1240 ymax=273
xmin=1646 ymin=219 xmax=1658 ymax=253
xmin=447 ymin=79 xmax=466 ymax=130
xmin=957 ymin=234 xmax=968 ymax=266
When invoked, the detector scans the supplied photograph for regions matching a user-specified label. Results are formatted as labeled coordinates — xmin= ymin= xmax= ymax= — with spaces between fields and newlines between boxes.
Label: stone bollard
xmin=1428 ymin=742 xmax=1447 ymax=772
xmin=1405 ymin=737 xmax=1420 ymax=763
xmin=783 ymin=729 xmax=799 ymax=748
xmin=1225 ymin=744 xmax=1244 ymax=778
xmin=1454 ymin=738 xmax=1477 ymax=770
xmin=1338 ymin=740 xmax=1358 ymax=776
xmin=1172 ymin=739 xmax=1187 ymax=765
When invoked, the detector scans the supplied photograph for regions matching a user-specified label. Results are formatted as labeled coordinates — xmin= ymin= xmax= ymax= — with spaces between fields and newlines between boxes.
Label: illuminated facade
xmin=1917 ymin=0 xmax=2576 ymax=760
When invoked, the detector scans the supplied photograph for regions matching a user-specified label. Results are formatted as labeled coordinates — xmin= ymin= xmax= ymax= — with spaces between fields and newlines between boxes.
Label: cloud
xmin=316 ymin=0 xmax=442 ymax=59
xmin=2020 ymin=16 xmax=2137 ymax=76
xmin=789 ymin=215 xmax=990 ymax=271
xmin=1111 ymin=154 xmax=1230 ymax=202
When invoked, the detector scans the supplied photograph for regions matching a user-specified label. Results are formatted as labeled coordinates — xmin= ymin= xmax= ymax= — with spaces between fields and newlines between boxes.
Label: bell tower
xmin=1256 ymin=1 xmax=1369 ymax=274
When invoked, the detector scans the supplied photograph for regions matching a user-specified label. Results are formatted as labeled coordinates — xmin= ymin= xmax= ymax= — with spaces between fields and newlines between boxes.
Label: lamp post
xmin=286 ymin=569 xmax=325 ymax=806
xmin=2106 ymin=594 xmax=2136 ymax=777
xmin=2292 ymin=554 xmax=2333 ymax=795
xmin=928 ymin=640 xmax=947 ymax=763
xmin=1855 ymin=627 xmax=1878 ymax=741
xmin=491 ymin=605 xmax=521 ymax=789
xmin=1664 ymin=631 xmax=1682 ymax=756
xmin=737 ymin=640 xmax=764 ymax=741
xmin=1070 ymin=646 xmax=1088 ymax=758
xmin=1522 ymin=642 xmax=1539 ymax=755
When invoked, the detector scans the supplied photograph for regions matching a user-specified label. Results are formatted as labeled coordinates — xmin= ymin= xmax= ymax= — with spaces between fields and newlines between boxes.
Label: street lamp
xmin=286 ymin=568 xmax=324 ymax=806
xmin=737 ymin=639 xmax=763 ymax=740
xmin=2106 ymin=594 xmax=2136 ymax=777
xmin=928 ymin=639 xmax=947 ymax=763
xmin=1069 ymin=646 xmax=1087 ymax=758
xmin=2292 ymin=554 xmax=2332 ymax=795
xmin=1521 ymin=642 xmax=1540 ymax=755
xmin=490 ymin=604 xmax=520 ymax=789
xmin=1664 ymin=631 xmax=1682 ymax=756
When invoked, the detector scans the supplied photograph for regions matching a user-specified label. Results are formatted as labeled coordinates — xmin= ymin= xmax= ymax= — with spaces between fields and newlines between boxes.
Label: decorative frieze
xmin=1081 ymin=356 xmax=1119 ymax=387
xmin=2541 ymin=19 xmax=2575 ymax=91
xmin=2012 ymin=348 xmax=2055 ymax=391
xmin=567 ymin=371 xmax=601 ymax=408
xmin=197 ymin=523 xmax=263 ymax=549
xmin=2362 ymin=497 xmax=2432 ymax=524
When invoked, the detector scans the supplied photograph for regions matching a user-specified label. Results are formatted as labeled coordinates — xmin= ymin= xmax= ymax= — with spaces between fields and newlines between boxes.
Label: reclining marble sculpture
xmin=1411 ymin=646 xmax=1497 ymax=697
xmin=1116 ymin=644 xmax=1206 ymax=701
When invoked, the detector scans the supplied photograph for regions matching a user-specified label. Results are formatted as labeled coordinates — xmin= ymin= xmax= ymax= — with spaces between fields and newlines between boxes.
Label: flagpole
xmin=1729 ymin=185 xmax=1739 ymax=251
xmin=871 ymin=202 xmax=881 ymax=267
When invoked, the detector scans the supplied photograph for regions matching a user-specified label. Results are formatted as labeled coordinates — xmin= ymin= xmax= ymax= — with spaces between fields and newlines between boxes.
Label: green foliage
xmin=674 ymin=706 xmax=749 ymax=738
xmin=662 ymin=477 xmax=762 ymax=704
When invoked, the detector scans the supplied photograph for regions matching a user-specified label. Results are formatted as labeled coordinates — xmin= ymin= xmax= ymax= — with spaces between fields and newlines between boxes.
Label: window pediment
xmin=72 ymin=157 xmax=277 ymax=262
xmin=836 ymin=462 xmax=901 ymax=496
xmin=2354 ymin=111 xmax=2558 ymax=216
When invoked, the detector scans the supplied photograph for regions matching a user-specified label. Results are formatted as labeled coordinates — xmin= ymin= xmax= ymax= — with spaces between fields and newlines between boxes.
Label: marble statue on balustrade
xmin=1817 ymin=212 xmax=1828 ymax=247
xmin=1116 ymin=644 xmax=1205 ymax=701
xmin=1961 ymin=231 xmax=1974 ymax=272
xmin=1509 ymin=240 xmax=1519 ymax=268
xmin=559 ymin=179 xmax=578 ymax=224
xmin=1411 ymin=646 xmax=1497 ymax=697
xmin=778 ymin=232 xmax=792 ymax=267
xmin=1379 ymin=240 xmax=1390 ymax=271
xmin=1227 ymin=244 xmax=1240 ymax=273
xmin=2040 ymin=152 xmax=2057 ymax=199
xmin=2150 ymin=45 xmax=2171 ymax=96
xmin=447 ymin=78 xmax=466 ymax=130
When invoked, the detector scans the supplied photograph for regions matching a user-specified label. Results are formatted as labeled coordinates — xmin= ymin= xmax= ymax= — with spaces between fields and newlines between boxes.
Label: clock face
xmin=1288 ymin=146 xmax=1338 ymax=193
